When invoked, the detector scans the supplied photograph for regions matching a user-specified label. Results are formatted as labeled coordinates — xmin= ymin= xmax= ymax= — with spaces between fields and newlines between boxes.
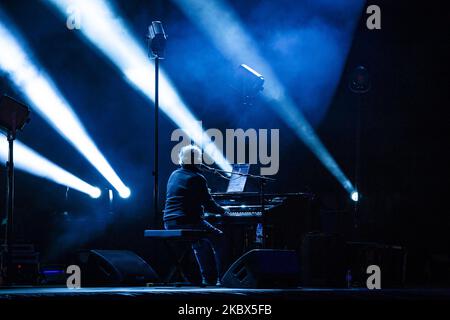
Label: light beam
xmin=47 ymin=0 xmax=232 ymax=173
xmin=0 ymin=139 xmax=101 ymax=198
xmin=173 ymin=0 xmax=358 ymax=195
xmin=0 ymin=15 xmax=130 ymax=198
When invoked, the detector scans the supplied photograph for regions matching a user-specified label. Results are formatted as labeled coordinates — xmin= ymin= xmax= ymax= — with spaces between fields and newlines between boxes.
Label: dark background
xmin=0 ymin=0 xmax=448 ymax=284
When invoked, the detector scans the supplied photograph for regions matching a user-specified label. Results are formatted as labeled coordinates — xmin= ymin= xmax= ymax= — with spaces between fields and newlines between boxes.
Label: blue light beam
xmin=0 ymin=17 xmax=130 ymax=198
xmin=173 ymin=0 xmax=358 ymax=195
xmin=0 ymin=139 xmax=101 ymax=198
xmin=47 ymin=0 xmax=232 ymax=173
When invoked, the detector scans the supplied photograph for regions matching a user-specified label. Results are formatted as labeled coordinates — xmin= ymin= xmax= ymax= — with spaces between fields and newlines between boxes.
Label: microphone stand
xmin=147 ymin=21 xmax=166 ymax=227
xmin=1 ymin=130 xmax=16 ymax=285
xmin=153 ymin=53 xmax=160 ymax=227
xmin=202 ymin=165 xmax=276 ymax=248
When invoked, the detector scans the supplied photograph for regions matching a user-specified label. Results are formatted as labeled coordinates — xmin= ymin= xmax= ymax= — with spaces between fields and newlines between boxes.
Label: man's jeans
xmin=164 ymin=218 xmax=225 ymax=285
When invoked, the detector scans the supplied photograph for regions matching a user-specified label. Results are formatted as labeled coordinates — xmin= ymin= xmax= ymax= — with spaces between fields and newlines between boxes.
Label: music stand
xmin=0 ymin=95 xmax=30 ymax=285
xmin=204 ymin=164 xmax=275 ymax=248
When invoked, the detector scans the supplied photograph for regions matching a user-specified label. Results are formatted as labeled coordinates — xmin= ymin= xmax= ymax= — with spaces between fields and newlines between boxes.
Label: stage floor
xmin=1 ymin=286 xmax=450 ymax=301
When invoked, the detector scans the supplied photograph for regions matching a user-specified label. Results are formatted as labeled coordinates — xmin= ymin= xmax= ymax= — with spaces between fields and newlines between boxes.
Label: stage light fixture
xmin=351 ymin=191 xmax=359 ymax=202
xmin=0 ymin=17 xmax=130 ymax=198
xmin=47 ymin=0 xmax=232 ymax=173
xmin=120 ymin=187 xmax=131 ymax=199
xmin=238 ymin=64 xmax=264 ymax=106
xmin=349 ymin=66 xmax=370 ymax=94
xmin=239 ymin=64 xmax=264 ymax=94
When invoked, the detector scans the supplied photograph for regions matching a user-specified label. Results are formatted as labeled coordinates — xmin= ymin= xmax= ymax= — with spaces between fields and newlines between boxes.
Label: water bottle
xmin=255 ymin=223 xmax=263 ymax=244
xmin=346 ymin=269 xmax=352 ymax=288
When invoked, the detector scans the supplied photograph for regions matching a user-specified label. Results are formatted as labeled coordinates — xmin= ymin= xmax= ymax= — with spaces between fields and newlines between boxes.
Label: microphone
xmin=147 ymin=21 xmax=167 ymax=58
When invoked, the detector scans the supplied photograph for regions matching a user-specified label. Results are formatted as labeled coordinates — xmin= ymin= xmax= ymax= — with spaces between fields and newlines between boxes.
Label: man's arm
xmin=196 ymin=175 xmax=227 ymax=215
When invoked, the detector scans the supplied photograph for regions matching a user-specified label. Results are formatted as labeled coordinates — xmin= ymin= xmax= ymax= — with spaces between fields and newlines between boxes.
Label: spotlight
xmin=237 ymin=64 xmax=264 ymax=106
xmin=90 ymin=187 xmax=102 ymax=199
xmin=119 ymin=187 xmax=131 ymax=199
xmin=351 ymin=191 xmax=359 ymax=202
xmin=0 ymin=17 xmax=130 ymax=197
xmin=239 ymin=63 xmax=264 ymax=94
xmin=349 ymin=66 xmax=370 ymax=93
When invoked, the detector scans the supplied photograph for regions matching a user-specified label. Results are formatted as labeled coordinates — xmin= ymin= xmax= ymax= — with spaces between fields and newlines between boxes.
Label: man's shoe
xmin=201 ymin=279 xmax=222 ymax=287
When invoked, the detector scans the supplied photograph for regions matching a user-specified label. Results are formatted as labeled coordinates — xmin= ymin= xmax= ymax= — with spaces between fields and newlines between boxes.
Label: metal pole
xmin=353 ymin=95 xmax=362 ymax=229
xmin=153 ymin=56 xmax=160 ymax=224
xmin=3 ymin=132 xmax=15 ymax=284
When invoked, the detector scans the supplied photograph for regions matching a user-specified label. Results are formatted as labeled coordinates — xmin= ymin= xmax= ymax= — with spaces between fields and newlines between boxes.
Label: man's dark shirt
xmin=163 ymin=165 xmax=226 ymax=223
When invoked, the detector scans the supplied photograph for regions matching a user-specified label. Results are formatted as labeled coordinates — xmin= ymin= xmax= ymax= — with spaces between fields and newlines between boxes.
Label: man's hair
xmin=179 ymin=144 xmax=202 ymax=165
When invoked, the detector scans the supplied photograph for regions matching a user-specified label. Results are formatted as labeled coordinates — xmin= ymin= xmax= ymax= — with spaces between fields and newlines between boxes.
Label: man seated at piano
xmin=163 ymin=144 xmax=229 ymax=286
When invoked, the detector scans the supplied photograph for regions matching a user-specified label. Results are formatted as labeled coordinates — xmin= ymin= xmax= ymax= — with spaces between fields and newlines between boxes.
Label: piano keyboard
xmin=225 ymin=211 xmax=262 ymax=217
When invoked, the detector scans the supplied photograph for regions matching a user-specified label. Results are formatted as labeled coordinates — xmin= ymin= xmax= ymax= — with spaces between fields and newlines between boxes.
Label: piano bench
xmin=144 ymin=229 xmax=212 ymax=284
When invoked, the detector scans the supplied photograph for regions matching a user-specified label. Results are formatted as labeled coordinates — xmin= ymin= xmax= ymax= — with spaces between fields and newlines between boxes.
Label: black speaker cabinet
xmin=347 ymin=242 xmax=406 ymax=288
xmin=221 ymin=249 xmax=300 ymax=288
xmin=77 ymin=250 xmax=159 ymax=286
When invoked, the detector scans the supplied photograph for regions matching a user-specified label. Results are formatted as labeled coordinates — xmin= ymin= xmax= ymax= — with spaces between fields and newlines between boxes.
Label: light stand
xmin=201 ymin=165 xmax=275 ymax=248
xmin=147 ymin=21 xmax=167 ymax=225
xmin=0 ymin=95 xmax=30 ymax=285
xmin=349 ymin=66 xmax=370 ymax=230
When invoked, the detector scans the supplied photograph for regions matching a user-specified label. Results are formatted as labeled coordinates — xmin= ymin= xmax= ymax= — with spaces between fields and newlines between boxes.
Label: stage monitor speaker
xmin=221 ymin=249 xmax=300 ymax=288
xmin=77 ymin=250 xmax=160 ymax=286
